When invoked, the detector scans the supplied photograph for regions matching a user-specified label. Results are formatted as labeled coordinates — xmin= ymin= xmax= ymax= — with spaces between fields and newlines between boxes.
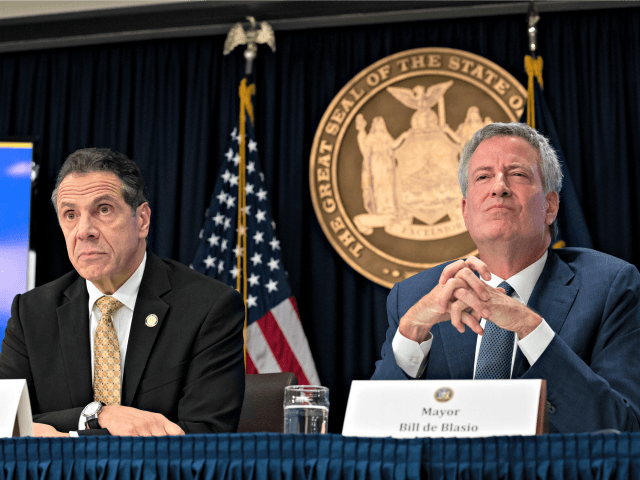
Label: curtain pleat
xmin=5 ymin=433 xmax=640 ymax=479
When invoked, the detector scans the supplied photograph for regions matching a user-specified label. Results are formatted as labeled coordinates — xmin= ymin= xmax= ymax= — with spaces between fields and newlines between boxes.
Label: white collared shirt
xmin=78 ymin=252 xmax=147 ymax=430
xmin=392 ymin=251 xmax=555 ymax=378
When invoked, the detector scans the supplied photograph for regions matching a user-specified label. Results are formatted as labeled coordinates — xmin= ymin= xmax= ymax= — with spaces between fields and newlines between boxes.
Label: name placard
xmin=0 ymin=379 xmax=33 ymax=437
xmin=343 ymin=379 xmax=546 ymax=438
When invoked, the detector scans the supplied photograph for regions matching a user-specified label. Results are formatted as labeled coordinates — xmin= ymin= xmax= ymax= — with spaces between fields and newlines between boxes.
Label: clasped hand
xmin=398 ymin=257 xmax=541 ymax=342
xmin=98 ymin=405 xmax=185 ymax=436
xmin=32 ymin=406 xmax=185 ymax=437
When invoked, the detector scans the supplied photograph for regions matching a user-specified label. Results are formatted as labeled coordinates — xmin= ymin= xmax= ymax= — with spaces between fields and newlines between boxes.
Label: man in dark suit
xmin=0 ymin=148 xmax=245 ymax=436
xmin=372 ymin=122 xmax=640 ymax=433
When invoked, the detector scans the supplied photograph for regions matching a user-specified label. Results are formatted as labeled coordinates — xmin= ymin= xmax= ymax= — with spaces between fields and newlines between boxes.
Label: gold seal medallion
xmin=309 ymin=48 xmax=527 ymax=288
xmin=434 ymin=387 xmax=454 ymax=403
xmin=145 ymin=314 xmax=159 ymax=328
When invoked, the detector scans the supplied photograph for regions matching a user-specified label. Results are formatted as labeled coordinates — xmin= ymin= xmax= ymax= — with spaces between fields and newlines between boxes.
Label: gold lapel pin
xmin=145 ymin=314 xmax=159 ymax=327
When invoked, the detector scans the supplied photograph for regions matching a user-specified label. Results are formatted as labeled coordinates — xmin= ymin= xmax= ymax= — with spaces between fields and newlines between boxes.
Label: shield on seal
xmin=394 ymin=127 xmax=462 ymax=226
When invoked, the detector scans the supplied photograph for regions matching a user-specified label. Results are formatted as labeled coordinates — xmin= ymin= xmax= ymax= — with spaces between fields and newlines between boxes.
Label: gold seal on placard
xmin=434 ymin=387 xmax=454 ymax=403
xmin=309 ymin=48 xmax=527 ymax=288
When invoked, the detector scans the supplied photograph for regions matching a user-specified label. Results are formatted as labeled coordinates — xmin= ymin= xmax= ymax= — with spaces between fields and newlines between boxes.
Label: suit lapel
xmin=122 ymin=254 xmax=171 ymax=405
xmin=57 ymin=276 xmax=93 ymax=407
xmin=515 ymin=249 xmax=578 ymax=376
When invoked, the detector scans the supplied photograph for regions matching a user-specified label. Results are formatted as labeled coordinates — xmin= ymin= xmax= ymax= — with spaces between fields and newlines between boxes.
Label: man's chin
xmin=74 ymin=264 xmax=111 ymax=282
xmin=472 ymin=228 xmax=518 ymax=244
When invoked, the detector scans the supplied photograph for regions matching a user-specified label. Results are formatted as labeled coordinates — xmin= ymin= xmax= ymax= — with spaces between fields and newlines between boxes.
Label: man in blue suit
xmin=372 ymin=122 xmax=640 ymax=433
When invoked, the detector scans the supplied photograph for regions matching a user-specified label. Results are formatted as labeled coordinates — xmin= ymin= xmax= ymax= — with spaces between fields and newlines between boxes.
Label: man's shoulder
xmin=552 ymin=247 xmax=636 ymax=274
xmin=145 ymin=255 xmax=243 ymax=324
xmin=20 ymin=269 xmax=81 ymax=302
xmin=548 ymin=247 xmax=640 ymax=292
xmin=150 ymin=255 xmax=238 ymax=297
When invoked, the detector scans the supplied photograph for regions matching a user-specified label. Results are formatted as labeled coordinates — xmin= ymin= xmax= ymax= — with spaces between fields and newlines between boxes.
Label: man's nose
xmin=491 ymin=173 xmax=511 ymax=197
xmin=76 ymin=214 xmax=98 ymax=240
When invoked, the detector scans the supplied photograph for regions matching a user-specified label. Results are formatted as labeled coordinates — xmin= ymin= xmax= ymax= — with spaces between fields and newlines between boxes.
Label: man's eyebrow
xmin=471 ymin=163 xmax=532 ymax=175
xmin=57 ymin=201 xmax=75 ymax=211
xmin=505 ymin=163 xmax=530 ymax=170
xmin=92 ymin=194 xmax=119 ymax=204
xmin=471 ymin=166 xmax=493 ymax=175
xmin=58 ymin=194 xmax=119 ymax=211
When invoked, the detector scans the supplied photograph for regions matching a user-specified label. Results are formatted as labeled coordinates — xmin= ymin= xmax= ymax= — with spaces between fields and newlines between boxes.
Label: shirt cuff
xmin=517 ymin=318 xmax=554 ymax=366
xmin=78 ymin=414 xmax=86 ymax=431
xmin=69 ymin=431 xmax=79 ymax=437
xmin=392 ymin=329 xmax=433 ymax=378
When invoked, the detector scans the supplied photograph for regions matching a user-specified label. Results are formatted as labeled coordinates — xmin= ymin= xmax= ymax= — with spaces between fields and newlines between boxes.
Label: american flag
xmin=192 ymin=82 xmax=320 ymax=385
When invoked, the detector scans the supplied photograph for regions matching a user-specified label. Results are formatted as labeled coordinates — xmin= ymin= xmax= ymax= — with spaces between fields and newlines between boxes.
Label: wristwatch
xmin=82 ymin=401 xmax=105 ymax=429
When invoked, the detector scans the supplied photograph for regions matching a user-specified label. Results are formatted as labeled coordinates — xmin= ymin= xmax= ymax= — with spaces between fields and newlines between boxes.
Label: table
xmin=1 ymin=432 xmax=639 ymax=479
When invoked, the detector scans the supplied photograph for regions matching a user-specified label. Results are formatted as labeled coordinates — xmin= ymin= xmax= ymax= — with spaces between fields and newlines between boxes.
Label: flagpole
xmin=238 ymin=79 xmax=247 ymax=363
xmin=224 ymin=17 xmax=275 ymax=370
xmin=525 ymin=3 xmax=543 ymax=129
xmin=238 ymin=78 xmax=255 ymax=367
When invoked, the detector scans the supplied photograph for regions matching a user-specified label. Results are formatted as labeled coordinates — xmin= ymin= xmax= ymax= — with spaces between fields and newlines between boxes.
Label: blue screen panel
xmin=0 ymin=142 xmax=33 ymax=348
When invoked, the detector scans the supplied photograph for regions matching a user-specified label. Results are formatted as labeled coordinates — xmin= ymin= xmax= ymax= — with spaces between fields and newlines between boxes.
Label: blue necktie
xmin=475 ymin=281 xmax=515 ymax=380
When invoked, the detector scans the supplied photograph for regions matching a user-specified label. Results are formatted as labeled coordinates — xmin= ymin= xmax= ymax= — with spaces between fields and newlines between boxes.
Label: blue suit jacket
xmin=371 ymin=248 xmax=640 ymax=433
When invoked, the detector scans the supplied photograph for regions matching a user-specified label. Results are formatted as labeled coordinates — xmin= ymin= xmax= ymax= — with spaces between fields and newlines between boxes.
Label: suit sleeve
xmin=522 ymin=262 xmax=640 ymax=432
xmin=371 ymin=283 xmax=422 ymax=380
xmin=175 ymin=287 xmax=246 ymax=433
xmin=0 ymin=294 xmax=86 ymax=433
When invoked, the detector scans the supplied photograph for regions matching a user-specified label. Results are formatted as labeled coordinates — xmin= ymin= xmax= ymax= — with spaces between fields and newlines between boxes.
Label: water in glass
xmin=284 ymin=405 xmax=329 ymax=434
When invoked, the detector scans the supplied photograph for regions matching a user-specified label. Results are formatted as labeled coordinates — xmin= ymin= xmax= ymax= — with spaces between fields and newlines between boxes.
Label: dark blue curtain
xmin=2 ymin=433 xmax=640 ymax=479
xmin=521 ymin=75 xmax=594 ymax=249
xmin=1 ymin=7 xmax=639 ymax=432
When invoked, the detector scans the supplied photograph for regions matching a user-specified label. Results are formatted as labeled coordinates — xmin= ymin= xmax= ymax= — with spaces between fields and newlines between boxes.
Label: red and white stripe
xmin=245 ymin=297 xmax=320 ymax=385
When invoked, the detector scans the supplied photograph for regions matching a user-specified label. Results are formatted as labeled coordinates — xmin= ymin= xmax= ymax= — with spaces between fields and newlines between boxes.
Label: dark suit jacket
xmin=371 ymin=248 xmax=640 ymax=433
xmin=0 ymin=252 xmax=245 ymax=434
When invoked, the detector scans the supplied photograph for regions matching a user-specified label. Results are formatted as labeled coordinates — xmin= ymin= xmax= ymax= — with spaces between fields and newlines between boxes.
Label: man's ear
xmin=137 ymin=202 xmax=151 ymax=238
xmin=461 ymin=198 xmax=468 ymax=227
xmin=545 ymin=191 xmax=559 ymax=225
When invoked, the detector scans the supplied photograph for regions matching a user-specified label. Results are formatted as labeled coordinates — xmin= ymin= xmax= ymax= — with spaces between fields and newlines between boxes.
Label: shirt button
xmin=412 ymin=357 xmax=419 ymax=364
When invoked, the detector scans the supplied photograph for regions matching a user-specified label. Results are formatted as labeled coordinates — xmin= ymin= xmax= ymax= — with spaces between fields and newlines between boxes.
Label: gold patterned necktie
xmin=94 ymin=296 xmax=123 ymax=405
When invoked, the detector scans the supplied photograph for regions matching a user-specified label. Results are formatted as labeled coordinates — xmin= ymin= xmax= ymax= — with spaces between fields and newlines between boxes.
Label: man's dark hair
xmin=51 ymin=148 xmax=148 ymax=215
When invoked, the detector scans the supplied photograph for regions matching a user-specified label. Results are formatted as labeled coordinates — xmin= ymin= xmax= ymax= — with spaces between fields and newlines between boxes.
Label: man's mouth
xmin=486 ymin=204 xmax=512 ymax=212
xmin=78 ymin=251 xmax=105 ymax=259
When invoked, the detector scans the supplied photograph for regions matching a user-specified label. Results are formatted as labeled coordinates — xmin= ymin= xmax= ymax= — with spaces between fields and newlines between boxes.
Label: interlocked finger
xmin=437 ymin=277 xmax=476 ymax=312
xmin=464 ymin=256 xmax=492 ymax=281
xmin=452 ymin=286 xmax=491 ymax=319
xmin=440 ymin=260 xmax=469 ymax=285
xmin=454 ymin=267 xmax=490 ymax=302
xmin=449 ymin=299 xmax=484 ymax=335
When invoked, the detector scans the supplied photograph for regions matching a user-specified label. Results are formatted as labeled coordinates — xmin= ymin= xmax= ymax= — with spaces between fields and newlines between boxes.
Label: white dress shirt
xmin=392 ymin=251 xmax=556 ymax=378
xmin=77 ymin=253 xmax=147 ymax=431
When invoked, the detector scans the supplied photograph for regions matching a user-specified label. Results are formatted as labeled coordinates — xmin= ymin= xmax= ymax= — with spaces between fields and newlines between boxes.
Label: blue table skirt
xmin=1 ymin=432 xmax=638 ymax=480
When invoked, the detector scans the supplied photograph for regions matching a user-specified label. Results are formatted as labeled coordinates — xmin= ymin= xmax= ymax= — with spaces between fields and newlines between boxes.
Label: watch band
xmin=87 ymin=417 xmax=101 ymax=429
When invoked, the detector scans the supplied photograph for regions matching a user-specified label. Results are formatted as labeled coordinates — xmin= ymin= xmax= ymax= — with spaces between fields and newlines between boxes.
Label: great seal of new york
xmin=309 ymin=47 xmax=527 ymax=288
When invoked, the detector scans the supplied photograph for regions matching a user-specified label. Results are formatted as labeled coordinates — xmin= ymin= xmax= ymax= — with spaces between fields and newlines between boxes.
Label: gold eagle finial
xmin=224 ymin=16 xmax=276 ymax=74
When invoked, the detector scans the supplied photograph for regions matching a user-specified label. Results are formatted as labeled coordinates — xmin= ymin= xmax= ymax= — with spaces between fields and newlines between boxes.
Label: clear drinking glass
xmin=283 ymin=385 xmax=329 ymax=434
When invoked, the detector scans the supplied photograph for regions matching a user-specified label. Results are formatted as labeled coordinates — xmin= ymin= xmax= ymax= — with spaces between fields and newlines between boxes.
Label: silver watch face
xmin=83 ymin=401 xmax=102 ymax=417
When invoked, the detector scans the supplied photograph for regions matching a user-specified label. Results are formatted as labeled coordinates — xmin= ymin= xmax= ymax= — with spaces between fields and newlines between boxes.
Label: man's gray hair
xmin=457 ymin=122 xmax=563 ymax=240
xmin=51 ymin=148 xmax=148 ymax=215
